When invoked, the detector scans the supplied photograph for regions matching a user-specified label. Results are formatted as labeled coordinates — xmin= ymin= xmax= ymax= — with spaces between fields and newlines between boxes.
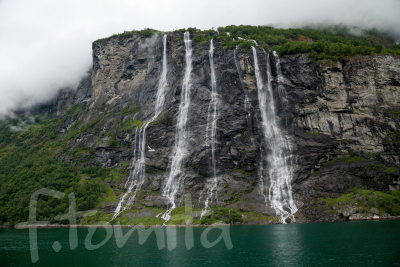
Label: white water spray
xmin=201 ymin=39 xmax=219 ymax=218
xmin=161 ymin=32 xmax=193 ymax=221
xmin=112 ymin=34 xmax=169 ymax=220
xmin=251 ymin=46 xmax=297 ymax=224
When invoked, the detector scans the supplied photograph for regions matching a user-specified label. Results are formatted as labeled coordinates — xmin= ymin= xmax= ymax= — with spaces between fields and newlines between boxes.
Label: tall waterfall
xmin=162 ymin=32 xmax=193 ymax=221
xmin=251 ymin=46 xmax=297 ymax=223
xmin=112 ymin=34 xmax=169 ymax=220
xmin=234 ymin=47 xmax=253 ymax=131
xmin=201 ymin=39 xmax=219 ymax=218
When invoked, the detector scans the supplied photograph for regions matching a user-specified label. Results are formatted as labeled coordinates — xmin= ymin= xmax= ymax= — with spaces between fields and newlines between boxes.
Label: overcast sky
xmin=1 ymin=0 xmax=399 ymax=118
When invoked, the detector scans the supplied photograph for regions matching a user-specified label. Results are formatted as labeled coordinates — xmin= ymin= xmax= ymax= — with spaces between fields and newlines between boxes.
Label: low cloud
xmin=1 ymin=0 xmax=399 ymax=118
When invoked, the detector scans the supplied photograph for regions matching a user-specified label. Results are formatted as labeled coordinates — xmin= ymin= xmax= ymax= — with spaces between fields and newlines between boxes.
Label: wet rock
xmin=349 ymin=213 xmax=363 ymax=220
xmin=144 ymin=196 xmax=169 ymax=208
xmin=380 ymin=213 xmax=391 ymax=218
xmin=143 ymin=202 xmax=155 ymax=207
xmin=341 ymin=207 xmax=358 ymax=218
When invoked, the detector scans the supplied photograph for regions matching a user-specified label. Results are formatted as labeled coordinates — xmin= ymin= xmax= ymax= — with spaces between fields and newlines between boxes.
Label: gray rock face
xmin=370 ymin=207 xmax=380 ymax=215
xmin=56 ymin=32 xmax=400 ymax=222
xmin=342 ymin=207 xmax=358 ymax=218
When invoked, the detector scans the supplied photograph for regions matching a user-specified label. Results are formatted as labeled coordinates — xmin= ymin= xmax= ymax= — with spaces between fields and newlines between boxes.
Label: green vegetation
xmin=0 ymin=106 xmax=120 ymax=225
xmin=386 ymin=131 xmax=400 ymax=145
xmin=390 ymin=110 xmax=400 ymax=118
xmin=241 ymin=211 xmax=271 ymax=223
xmin=0 ymin=124 xmax=12 ymax=146
xmin=80 ymin=212 xmax=114 ymax=225
xmin=148 ymin=109 xmax=168 ymax=127
xmin=188 ymin=25 xmax=400 ymax=61
xmin=95 ymin=24 xmax=400 ymax=61
xmin=121 ymin=120 xmax=144 ymax=131
xmin=111 ymin=212 xmax=165 ymax=226
xmin=321 ymin=188 xmax=400 ymax=216
xmin=305 ymin=132 xmax=320 ymax=135
xmin=120 ymin=105 xmax=141 ymax=116
xmin=95 ymin=28 xmax=162 ymax=42
xmin=63 ymin=118 xmax=101 ymax=143
xmin=107 ymin=206 xmax=271 ymax=226
xmin=107 ymin=134 xmax=118 ymax=148
xmin=384 ymin=166 xmax=399 ymax=174
xmin=316 ymin=151 xmax=372 ymax=170
xmin=234 ymin=169 xmax=254 ymax=176
xmin=200 ymin=207 xmax=243 ymax=225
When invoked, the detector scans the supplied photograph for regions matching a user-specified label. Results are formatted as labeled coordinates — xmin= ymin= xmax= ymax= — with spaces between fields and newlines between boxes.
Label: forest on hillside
xmin=101 ymin=25 xmax=400 ymax=62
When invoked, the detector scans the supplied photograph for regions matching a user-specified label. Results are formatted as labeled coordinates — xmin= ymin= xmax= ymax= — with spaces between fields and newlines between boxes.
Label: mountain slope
xmin=1 ymin=26 xmax=400 ymax=226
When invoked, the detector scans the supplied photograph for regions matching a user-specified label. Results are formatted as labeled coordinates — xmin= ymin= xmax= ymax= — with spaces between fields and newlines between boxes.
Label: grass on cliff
xmin=95 ymin=28 xmax=162 ymax=42
xmin=102 ymin=205 xmax=271 ymax=226
xmin=200 ymin=207 xmax=243 ymax=225
xmin=185 ymin=25 xmax=400 ymax=61
xmin=94 ymin=25 xmax=400 ymax=61
xmin=121 ymin=120 xmax=144 ymax=131
xmin=321 ymin=188 xmax=400 ymax=216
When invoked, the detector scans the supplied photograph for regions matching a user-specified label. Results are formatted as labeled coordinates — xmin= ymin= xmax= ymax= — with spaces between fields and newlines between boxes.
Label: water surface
xmin=1 ymin=220 xmax=399 ymax=266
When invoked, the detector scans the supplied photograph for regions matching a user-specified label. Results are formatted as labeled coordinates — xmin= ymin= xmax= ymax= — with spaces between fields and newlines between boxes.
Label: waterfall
xmin=273 ymin=51 xmax=288 ymax=109
xmin=112 ymin=34 xmax=169 ymax=220
xmin=201 ymin=39 xmax=219 ymax=218
xmin=251 ymin=46 xmax=297 ymax=224
xmin=161 ymin=32 xmax=193 ymax=222
xmin=234 ymin=47 xmax=252 ymax=130
xmin=233 ymin=47 xmax=244 ymax=90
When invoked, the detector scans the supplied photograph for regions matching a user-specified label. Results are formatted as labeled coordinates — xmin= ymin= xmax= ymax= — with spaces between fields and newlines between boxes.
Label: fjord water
xmin=1 ymin=220 xmax=400 ymax=266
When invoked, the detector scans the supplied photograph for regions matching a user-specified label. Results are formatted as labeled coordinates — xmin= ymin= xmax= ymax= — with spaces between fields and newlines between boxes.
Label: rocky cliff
xmin=49 ymin=32 xmax=400 ymax=224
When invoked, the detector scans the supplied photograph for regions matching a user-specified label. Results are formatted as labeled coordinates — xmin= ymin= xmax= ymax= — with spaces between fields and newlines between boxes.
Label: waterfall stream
xmin=234 ymin=47 xmax=253 ymax=131
xmin=162 ymin=32 xmax=193 ymax=221
xmin=201 ymin=39 xmax=219 ymax=218
xmin=251 ymin=47 xmax=297 ymax=223
xmin=112 ymin=34 xmax=169 ymax=220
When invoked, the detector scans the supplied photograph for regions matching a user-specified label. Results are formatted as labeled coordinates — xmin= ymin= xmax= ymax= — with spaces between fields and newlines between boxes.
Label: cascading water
xmin=234 ymin=47 xmax=253 ymax=130
xmin=251 ymin=46 xmax=297 ymax=224
xmin=161 ymin=32 xmax=193 ymax=221
xmin=112 ymin=34 xmax=169 ymax=220
xmin=201 ymin=39 xmax=219 ymax=218
xmin=233 ymin=47 xmax=243 ymax=88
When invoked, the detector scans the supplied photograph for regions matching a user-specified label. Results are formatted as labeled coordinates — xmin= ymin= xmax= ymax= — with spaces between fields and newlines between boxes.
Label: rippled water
xmin=1 ymin=220 xmax=399 ymax=266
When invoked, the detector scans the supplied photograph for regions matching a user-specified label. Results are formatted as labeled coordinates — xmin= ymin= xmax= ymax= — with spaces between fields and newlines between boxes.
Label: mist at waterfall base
xmin=1 ymin=220 xmax=399 ymax=266
xmin=1 ymin=0 xmax=400 ymax=118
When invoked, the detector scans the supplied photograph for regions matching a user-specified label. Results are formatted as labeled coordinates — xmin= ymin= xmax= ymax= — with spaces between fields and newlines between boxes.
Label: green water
xmin=1 ymin=220 xmax=399 ymax=266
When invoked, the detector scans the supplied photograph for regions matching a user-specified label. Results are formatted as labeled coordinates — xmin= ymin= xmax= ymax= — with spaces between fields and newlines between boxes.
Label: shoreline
xmin=3 ymin=216 xmax=400 ymax=229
